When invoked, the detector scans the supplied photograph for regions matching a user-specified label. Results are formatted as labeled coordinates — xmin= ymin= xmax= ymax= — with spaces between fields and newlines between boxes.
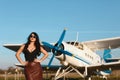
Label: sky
xmin=0 ymin=0 xmax=120 ymax=69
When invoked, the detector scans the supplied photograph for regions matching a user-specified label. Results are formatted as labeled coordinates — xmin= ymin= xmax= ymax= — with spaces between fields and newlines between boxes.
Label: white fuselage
xmin=55 ymin=42 xmax=101 ymax=67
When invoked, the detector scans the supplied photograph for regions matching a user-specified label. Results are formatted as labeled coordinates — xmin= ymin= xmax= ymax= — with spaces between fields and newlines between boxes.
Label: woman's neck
xmin=30 ymin=42 xmax=35 ymax=45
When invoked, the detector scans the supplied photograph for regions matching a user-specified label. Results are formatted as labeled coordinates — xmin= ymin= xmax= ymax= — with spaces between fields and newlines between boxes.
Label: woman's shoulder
xmin=21 ymin=44 xmax=25 ymax=47
xmin=20 ymin=44 xmax=26 ymax=49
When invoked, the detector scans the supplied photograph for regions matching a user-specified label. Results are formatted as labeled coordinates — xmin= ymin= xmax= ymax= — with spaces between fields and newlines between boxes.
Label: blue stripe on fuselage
xmin=73 ymin=55 xmax=91 ymax=65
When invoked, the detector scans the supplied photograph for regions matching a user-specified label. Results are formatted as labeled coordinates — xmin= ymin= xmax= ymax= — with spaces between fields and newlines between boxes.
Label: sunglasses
xmin=30 ymin=35 xmax=36 ymax=38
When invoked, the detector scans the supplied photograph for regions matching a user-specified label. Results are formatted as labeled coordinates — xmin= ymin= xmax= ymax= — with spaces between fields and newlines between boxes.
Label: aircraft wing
xmin=3 ymin=42 xmax=52 ymax=52
xmin=86 ymin=61 xmax=120 ymax=75
xmin=3 ymin=44 xmax=22 ymax=52
xmin=15 ymin=63 xmax=62 ymax=71
xmin=105 ymin=58 xmax=120 ymax=62
xmin=81 ymin=37 xmax=120 ymax=51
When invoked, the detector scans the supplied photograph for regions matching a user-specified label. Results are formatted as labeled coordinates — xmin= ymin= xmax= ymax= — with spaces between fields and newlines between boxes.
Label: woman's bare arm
xmin=35 ymin=46 xmax=48 ymax=63
xmin=15 ymin=44 xmax=26 ymax=65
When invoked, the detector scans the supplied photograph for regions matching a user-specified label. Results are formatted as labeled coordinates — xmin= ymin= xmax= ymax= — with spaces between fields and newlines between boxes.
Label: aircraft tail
xmin=103 ymin=49 xmax=112 ymax=62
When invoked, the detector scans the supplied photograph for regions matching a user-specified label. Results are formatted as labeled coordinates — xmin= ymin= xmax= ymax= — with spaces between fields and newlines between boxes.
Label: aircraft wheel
xmin=85 ymin=77 xmax=91 ymax=80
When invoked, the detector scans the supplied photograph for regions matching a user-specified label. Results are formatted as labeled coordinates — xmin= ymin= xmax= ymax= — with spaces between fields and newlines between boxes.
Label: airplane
xmin=3 ymin=28 xmax=120 ymax=80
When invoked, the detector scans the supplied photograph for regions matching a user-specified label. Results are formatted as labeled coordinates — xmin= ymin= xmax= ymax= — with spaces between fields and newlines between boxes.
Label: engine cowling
xmin=52 ymin=43 xmax=64 ymax=56
xmin=60 ymin=61 xmax=68 ymax=66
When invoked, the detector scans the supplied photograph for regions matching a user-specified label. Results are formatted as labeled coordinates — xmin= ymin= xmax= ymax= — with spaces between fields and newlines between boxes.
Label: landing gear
xmin=84 ymin=76 xmax=91 ymax=80
xmin=102 ymin=76 xmax=107 ymax=80
xmin=54 ymin=65 xmax=86 ymax=80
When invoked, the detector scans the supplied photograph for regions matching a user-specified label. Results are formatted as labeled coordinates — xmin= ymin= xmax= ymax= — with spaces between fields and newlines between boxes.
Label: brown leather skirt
xmin=24 ymin=62 xmax=43 ymax=80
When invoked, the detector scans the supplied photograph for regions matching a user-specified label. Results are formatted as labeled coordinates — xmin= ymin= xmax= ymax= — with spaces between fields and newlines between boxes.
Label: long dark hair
xmin=24 ymin=32 xmax=41 ymax=56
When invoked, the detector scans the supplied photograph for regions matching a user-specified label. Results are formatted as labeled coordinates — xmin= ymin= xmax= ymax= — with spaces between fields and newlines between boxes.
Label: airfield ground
xmin=1 ymin=72 xmax=120 ymax=80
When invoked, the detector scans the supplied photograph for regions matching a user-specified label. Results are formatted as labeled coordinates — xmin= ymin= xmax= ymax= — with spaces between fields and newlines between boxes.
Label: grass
xmin=1 ymin=77 xmax=120 ymax=80
xmin=1 ymin=74 xmax=120 ymax=80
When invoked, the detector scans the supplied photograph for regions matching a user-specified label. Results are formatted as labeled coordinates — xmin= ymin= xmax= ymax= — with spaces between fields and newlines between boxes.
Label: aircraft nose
xmin=52 ymin=43 xmax=64 ymax=56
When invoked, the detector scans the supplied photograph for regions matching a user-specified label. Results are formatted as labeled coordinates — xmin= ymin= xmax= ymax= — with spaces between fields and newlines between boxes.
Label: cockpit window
xmin=67 ymin=42 xmax=84 ymax=50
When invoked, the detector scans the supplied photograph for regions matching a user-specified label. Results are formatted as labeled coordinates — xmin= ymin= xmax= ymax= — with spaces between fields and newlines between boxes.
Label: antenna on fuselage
xmin=74 ymin=32 xmax=79 ymax=46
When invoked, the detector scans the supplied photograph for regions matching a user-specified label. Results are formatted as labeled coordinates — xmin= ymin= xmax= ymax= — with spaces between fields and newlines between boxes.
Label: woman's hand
xmin=21 ymin=61 xmax=28 ymax=66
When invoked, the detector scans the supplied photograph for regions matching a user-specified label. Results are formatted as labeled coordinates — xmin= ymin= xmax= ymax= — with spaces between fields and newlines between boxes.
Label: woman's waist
xmin=26 ymin=61 xmax=40 ymax=67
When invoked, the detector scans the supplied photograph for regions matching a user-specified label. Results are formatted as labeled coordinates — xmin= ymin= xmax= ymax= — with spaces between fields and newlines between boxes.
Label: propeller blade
xmin=57 ymin=28 xmax=67 ymax=47
xmin=48 ymin=55 xmax=55 ymax=68
xmin=59 ymin=49 xmax=73 ymax=57
xmin=43 ymin=29 xmax=67 ymax=68
xmin=42 ymin=41 xmax=54 ymax=49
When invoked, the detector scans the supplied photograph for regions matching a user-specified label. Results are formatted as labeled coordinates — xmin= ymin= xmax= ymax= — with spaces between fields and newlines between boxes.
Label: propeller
xmin=42 ymin=28 xmax=73 ymax=68
xmin=57 ymin=28 xmax=66 ymax=47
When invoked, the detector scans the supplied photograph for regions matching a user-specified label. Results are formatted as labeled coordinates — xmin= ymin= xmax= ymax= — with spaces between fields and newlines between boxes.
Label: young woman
xmin=15 ymin=32 xmax=48 ymax=80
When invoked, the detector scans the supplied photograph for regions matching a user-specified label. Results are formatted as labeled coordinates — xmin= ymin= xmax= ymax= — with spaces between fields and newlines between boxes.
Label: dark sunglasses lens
xmin=30 ymin=35 xmax=36 ymax=38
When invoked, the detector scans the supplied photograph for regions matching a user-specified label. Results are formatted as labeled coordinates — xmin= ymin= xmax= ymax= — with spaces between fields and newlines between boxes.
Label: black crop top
xmin=23 ymin=48 xmax=39 ymax=62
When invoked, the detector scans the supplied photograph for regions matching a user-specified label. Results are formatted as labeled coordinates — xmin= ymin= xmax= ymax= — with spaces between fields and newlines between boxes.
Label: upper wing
xmin=3 ymin=42 xmax=52 ymax=52
xmin=3 ymin=44 xmax=22 ymax=52
xmin=81 ymin=37 xmax=120 ymax=51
